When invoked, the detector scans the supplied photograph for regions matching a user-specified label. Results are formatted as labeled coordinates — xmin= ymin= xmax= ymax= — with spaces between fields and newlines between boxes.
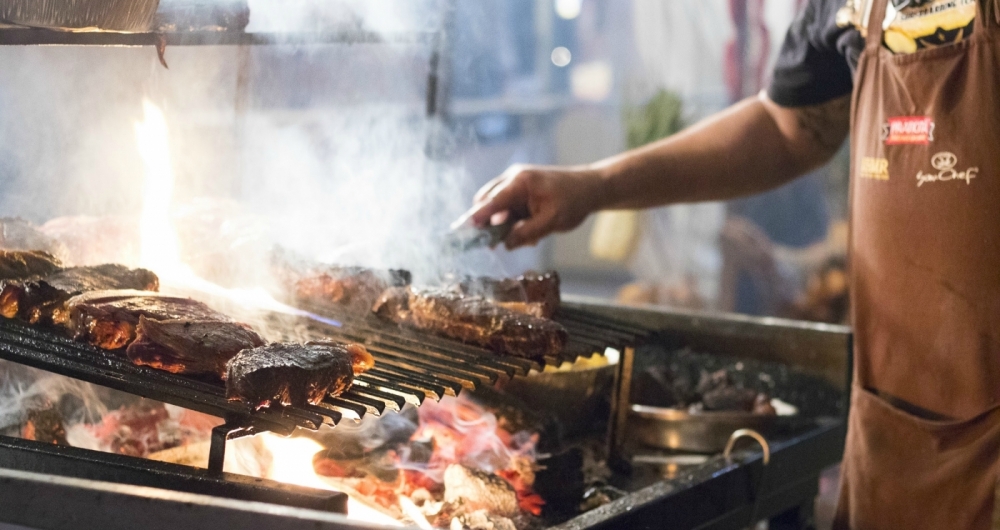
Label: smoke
xmin=0 ymin=0 xmax=512 ymax=286
xmin=0 ymin=359 xmax=108 ymax=432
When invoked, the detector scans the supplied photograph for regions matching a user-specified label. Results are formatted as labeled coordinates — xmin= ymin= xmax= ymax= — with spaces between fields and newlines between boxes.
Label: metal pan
xmin=628 ymin=404 xmax=781 ymax=454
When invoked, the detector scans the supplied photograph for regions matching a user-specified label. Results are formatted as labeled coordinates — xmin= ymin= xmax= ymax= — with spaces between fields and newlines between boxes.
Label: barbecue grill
xmin=0 ymin=10 xmax=850 ymax=530
xmin=0 ymin=303 xmax=636 ymax=474
xmin=0 ymin=295 xmax=849 ymax=530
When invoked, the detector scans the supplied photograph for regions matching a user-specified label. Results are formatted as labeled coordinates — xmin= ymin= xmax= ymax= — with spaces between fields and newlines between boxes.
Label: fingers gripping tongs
xmin=443 ymin=220 xmax=514 ymax=253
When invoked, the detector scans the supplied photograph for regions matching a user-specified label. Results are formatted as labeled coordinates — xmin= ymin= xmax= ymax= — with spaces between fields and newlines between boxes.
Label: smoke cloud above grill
xmin=0 ymin=0 xmax=506 ymax=289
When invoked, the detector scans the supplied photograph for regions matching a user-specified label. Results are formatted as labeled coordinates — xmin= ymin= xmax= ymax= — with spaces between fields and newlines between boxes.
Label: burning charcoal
xmin=127 ymin=316 xmax=265 ymax=377
xmin=696 ymin=369 xmax=732 ymax=397
xmin=21 ymin=407 xmax=67 ymax=446
xmin=69 ymin=290 xmax=242 ymax=350
xmin=373 ymin=287 xmax=567 ymax=360
xmin=406 ymin=438 xmax=435 ymax=465
xmin=444 ymin=464 xmax=520 ymax=518
xmin=2 ymin=265 xmax=159 ymax=326
xmin=225 ymin=341 xmax=374 ymax=410
xmin=701 ymin=386 xmax=759 ymax=412
xmin=312 ymin=445 xmax=400 ymax=482
xmin=450 ymin=510 xmax=517 ymax=530
xmin=632 ymin=365 xmax=696 ymax=408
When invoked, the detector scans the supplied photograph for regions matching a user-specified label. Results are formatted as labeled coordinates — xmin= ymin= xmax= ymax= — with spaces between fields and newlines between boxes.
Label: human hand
xmin=453 ymin=164 xmax=606 ymax=249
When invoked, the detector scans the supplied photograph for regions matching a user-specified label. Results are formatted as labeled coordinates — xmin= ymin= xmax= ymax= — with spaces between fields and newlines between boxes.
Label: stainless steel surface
xmin=0 ymin=468 xmax=389 ymax=530
xmin=0 ymin=0 xmax=159 ymax=31
xmin=628 ymin=405 xmax=780 ymax=453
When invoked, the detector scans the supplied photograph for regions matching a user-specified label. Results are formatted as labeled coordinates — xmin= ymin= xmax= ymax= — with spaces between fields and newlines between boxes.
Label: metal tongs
xmin=443 ymin=219 xmax=514 ymax=253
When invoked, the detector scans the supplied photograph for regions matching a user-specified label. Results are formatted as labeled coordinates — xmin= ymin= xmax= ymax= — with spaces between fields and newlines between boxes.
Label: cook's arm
xmin=461 ymin=92 xmax=851 ymax=249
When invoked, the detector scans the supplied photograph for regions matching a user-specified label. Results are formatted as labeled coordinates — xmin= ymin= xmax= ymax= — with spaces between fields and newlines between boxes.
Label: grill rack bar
xmin=0 ymin=305 xmax=644 ymax=474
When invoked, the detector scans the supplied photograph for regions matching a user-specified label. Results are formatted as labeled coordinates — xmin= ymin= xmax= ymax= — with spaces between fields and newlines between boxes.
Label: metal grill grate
xmin=0 ymin=305 xmax=647 ymax=470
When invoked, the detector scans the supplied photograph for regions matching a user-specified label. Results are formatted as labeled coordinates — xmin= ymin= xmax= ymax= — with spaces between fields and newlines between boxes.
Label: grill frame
xmin=0 ymin=299 xmax=850 ymax=530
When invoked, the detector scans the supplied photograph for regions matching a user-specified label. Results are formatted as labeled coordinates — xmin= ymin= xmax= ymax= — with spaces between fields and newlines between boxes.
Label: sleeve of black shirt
xmin=767 ymin=0 xmax=856 ymax=108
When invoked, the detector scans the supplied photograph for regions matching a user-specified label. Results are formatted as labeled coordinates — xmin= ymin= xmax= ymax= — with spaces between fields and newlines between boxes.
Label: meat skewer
xmin=226 ymin=340 xmax=375 ymax=410
xmin=372 ymin=287 xmax=567 ymax=360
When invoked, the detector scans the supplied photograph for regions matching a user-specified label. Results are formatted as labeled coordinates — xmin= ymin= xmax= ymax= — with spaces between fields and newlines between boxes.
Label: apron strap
xmin=866 ymin=0 xmax=891 ymax=53
xmin=979 ymin=0 xmax=1000 ymax=30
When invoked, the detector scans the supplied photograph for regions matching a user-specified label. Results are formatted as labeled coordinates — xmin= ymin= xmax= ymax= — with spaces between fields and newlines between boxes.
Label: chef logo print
xmin=916 ymin=151 xmax=978 ymax=187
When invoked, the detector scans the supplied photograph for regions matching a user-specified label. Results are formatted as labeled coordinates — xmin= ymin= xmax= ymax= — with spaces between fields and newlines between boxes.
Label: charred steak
xmin=68 ymin=290 xmax=264 ymax=377
xmin=127 ymin=316 xmax=265 ymax=376
xmin=68 ymin=290 xmax=225 ymax=349
xmin=226 ymin=341 xmax=374 ymax=410
xmin=1 ymin=264 xmax=158 ymax=325
xmin=457 ymin=270 xmax=561 ymax=318
xmin=373 ymin=287 xmax=567 ymax=360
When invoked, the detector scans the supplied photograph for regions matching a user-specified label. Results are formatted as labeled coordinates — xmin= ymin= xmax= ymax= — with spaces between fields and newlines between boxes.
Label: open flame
xmin=134 ymin=99 xmax=340 ymax=326
xmin=259 ymin=433 xmax=405 ymax=527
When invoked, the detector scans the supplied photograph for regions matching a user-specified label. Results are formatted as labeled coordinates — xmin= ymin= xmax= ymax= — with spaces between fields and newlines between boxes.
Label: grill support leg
xmin=208 ymin=421 xmax=259 ymax=475
xmin=607 ymin=346 xmax=635 ymax=474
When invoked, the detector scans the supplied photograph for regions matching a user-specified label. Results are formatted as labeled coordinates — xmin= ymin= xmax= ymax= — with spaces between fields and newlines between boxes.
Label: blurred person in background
xmin=457 ymin=0 xmax=1000 ymax=527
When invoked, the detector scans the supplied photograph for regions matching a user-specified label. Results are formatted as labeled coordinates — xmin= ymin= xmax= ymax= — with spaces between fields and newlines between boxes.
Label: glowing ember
xmin=133 ymin=99 xmax=340 ymax=327
xmin=259 ymin=433 xmax=403 ymax=526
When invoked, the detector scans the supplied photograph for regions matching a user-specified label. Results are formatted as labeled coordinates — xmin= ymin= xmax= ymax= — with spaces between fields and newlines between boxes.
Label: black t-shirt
xmin=768 ymin=0 xmax=977 ymax=107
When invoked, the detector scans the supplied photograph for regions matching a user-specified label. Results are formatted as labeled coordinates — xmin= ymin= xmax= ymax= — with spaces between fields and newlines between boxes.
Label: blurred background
xmin=0 ymin=0 xmax=850 ymax=324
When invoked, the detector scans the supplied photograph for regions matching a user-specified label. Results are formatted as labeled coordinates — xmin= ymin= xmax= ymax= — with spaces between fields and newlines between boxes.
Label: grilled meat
xmin=273 ymin=249 xmax=411 ymax=310
xmin=373 ymin=287 xmax=567 ymax=360
xmin=68 ymin=290 xmax=264 ymax=377
xmin=127 ymin=316 xmax=265 ymax=376
xmin=226 ymin=341 xmax=374 ymax=410
xmin=457 ymin=270 xmax=561 ymax=318
xmin=292 ymin=266 xmax=411 ymax=310
xmin=1 ymin=264 xmax=158 ymax=326
xmin=0 ymin=250 xmax=62 ymax=282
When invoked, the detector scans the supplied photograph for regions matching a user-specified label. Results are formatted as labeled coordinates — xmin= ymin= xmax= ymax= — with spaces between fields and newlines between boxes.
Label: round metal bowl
xmin=500 ymin=359 xmax=616 ymax=438
xmin=0 ymin=0 xmax=159 ymax=32
xmin=628 ymin=404 xmax=780 ymax=454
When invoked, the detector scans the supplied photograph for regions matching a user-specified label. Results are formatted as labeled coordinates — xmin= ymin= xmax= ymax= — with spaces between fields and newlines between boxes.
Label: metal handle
xmin=723 ymin=428 xmax=771 ymax=466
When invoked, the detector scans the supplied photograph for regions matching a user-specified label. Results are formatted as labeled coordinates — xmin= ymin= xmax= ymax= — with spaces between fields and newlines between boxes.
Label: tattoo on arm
xmin=792 ymin=95 xmax=851 ymax=152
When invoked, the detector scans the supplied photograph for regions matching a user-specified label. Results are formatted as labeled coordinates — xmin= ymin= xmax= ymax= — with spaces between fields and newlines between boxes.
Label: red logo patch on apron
xmin=881 ymin=116 xmax=935 ymax=145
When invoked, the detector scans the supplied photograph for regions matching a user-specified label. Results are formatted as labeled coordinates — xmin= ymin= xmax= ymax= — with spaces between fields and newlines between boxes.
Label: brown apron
xmin=836 ymin=0 xmax=1000 ymax=527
